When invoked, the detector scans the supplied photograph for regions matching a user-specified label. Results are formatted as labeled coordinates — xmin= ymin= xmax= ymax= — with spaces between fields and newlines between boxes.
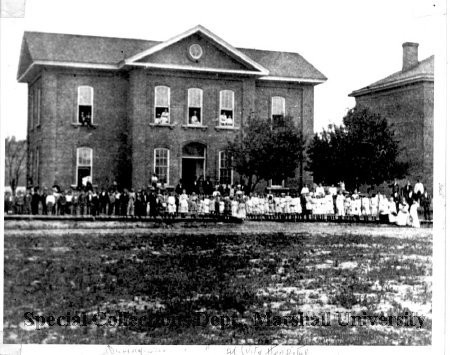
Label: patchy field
xmin=3 ymin=222 xmax=432 ymax=344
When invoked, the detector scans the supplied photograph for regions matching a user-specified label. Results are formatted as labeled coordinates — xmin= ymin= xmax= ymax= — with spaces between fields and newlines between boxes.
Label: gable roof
xmin=124 ymin=25 xmax=268 ymax=75
xmin=349 ymin=55 xmax=434 ymax=97
xmin=17 ymin=26 xmax=327 ymax=84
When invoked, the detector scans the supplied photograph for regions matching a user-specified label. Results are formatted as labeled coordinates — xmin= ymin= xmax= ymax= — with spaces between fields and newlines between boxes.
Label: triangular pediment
xmin=17 ymin=37 xmax=33 ymax=81
xmin=124 ymin=25 xmax=269 ymax=75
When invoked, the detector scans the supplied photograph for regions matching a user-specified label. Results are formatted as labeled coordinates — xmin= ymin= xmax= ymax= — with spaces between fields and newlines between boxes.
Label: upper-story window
xmin=219 ymin=90 xmax=234 ymax=127
xmin=78 ymin=86 xmax=94 ymax=125
xmin=271 ymin=96 xmax=285 ymax=125
xmin=76 ymin=147 xmax=93 ymax=187
xmin=154 ymin=148 xmax=169 ymax=184
xmin=154 ymin=86 xmax=170 ymax=124
xmin=188 ymin=88 xmax=202 ymax=125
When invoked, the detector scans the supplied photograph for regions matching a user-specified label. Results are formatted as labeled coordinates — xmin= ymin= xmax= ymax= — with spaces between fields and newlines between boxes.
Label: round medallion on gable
xmin=188 ymin=44 xmax=203 ymax=61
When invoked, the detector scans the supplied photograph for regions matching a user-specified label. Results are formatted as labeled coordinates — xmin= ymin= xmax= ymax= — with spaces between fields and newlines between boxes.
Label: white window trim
xmin=76 ymin=147 xmax=93 ymax=186
xmin=77 ymin=86 xmax=94 ymax=124
xmin=154 ymin=148 xmax=170 ymax=184
xmin=219 ymin=90 xmax=234 ymax=127
xmin=154 ymin=86 xmax=171 ymax=124
xmin=271 ymin=96 xmax=285 ymax=120
xmin=187 ymin=88 xmax=203 ymax=125
xmin=218 ymin=150 xmax=233 ymax=185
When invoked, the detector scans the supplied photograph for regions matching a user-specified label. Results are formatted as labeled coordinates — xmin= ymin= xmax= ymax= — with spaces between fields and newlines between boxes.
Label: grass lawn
xmin=3 ymin=222 xmax=432 ymax=345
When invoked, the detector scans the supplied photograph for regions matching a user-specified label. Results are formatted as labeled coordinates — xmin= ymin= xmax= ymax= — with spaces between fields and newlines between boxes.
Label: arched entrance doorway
xmin=181 ymin=142 xmax=206 ymax=191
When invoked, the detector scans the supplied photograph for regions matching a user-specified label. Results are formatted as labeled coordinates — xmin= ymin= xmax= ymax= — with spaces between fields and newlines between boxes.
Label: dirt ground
xmin=3 ymin=221 xmax=432 ymax=345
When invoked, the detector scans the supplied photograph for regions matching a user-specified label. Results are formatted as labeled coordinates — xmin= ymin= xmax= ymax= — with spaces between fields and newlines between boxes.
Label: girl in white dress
xmin=179 ymin=190 xmax=189 ymax=215
xmin=408 ymin=200 xmax=420 ymax=228
xmin=370 ymin=194 xmax=379 ymax=216
xmin=336 ymin=191 xmax=345 ymax=217
xmin=231 ymin=197 xmax=239 ymax=217
xmin=203 ymin=196 xmax=210 ymax=215
xmin=387 ymin=197 xmax=398 ymax=223
xmin=167 ymin=192 xmax=176 ymax=215
xmin=237 ymin=197 xmax=247 ymax=219
xmin=396 ymin=198 xmax=409 ymax=226
xmin=361 ymin=195 xmax=370 ymax=216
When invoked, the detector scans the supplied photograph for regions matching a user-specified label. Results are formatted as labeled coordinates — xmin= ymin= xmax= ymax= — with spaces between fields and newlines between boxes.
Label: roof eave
xmin=258 ymin=76 xmax=327 ymax=85
xmin=349 ymin=74 xmax=434 ymax=97
xmin=18 ymin=61 xmax=120 ymax=83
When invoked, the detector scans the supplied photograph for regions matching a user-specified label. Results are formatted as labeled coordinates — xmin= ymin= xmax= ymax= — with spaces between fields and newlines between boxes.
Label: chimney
xmin=402 ymin=42 xmax=419 ymax=71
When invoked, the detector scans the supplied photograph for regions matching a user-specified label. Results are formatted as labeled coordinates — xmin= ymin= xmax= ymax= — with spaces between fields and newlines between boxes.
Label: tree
xmin=307 ymin=105 xmax=408 ymax=190
xmin=5 ymin=136 xmax=27 ymax=194
xmin=226 ymin=115 xmax=304 ymax=193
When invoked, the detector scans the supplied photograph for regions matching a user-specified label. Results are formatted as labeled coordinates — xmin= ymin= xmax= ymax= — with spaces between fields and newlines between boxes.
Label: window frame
xmin=187 ymin=88 xmax=203 ymax=125
xmin=218 ymin=150 xmax=233 ymax=185
xmin=271 ymin=96 xmax=285 ymax=122
xmin=154 ymin=148 xmax=170 ymax=185
xmin=219 ymin=90 xmax=235 ymax=127
xmin=77 ymin=86 xmax=94 ymax=125
xmin=154 ymin=85 xmax=171 ymax=124
xmin=76 ymin=147 xmax=93 ymax=186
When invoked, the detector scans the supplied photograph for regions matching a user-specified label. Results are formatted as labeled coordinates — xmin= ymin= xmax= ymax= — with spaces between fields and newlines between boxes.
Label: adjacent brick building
xmin=349 ymin=43 xmax=434 ymax=190
xmin=18 ymin=25 xmax=326 ymax=191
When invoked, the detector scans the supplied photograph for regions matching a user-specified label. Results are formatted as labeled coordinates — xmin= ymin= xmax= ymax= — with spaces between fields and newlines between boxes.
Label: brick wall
xmin=28 ymin=68 xmax=129 ymax=189
xmin=355 ymin=81 xmax=433 ymax=191
xmin=29 ymin=67 xmax=317 ymax=191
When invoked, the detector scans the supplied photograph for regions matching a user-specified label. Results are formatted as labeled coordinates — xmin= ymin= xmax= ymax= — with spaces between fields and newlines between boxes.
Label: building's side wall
xmin=422 ymin=82 xmax=434 ymax=190
xmin=27 ymin=70 xmax=58 ymax=188
xmin=355 ymin=82 xmax=433 ymax=190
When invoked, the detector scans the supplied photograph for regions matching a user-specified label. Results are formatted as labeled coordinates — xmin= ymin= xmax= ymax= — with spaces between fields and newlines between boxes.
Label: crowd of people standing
xmin=4 ymin=176 xmax=431 ymax=227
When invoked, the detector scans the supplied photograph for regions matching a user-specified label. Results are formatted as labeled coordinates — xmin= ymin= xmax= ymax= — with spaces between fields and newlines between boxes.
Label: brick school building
xmin=18 ymin=25 xmax=326 ymax=191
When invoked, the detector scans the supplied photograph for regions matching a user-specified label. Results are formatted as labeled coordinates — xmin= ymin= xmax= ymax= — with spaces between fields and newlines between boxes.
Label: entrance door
xmin=182 ymin=142 xmax=206 ymax=193
xmin=182 ymin=159 xmax=204 ymax=189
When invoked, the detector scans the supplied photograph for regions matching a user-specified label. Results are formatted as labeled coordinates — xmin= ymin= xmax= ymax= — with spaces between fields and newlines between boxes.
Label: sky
xmin=0 ymin=0 xmax=445 ymax=140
